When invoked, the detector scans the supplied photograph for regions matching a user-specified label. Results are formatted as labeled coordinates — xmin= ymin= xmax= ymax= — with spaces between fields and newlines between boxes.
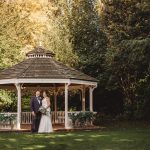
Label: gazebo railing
xmin=0 ymin=111 xmax=65 ymax=129
xmin=51 ymin=111 xmax=65 ymax=124
xmin=21 ymin=112 xmax=32 ymax=124
xmin=21 ymin=111 xmax=65 ymax=124
xmin=0 ymin=111 xmax=95 ymax=129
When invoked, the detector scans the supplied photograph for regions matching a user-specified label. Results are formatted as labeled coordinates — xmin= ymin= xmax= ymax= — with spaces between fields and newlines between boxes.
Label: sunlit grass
xmin=0 ymin=127 xmax=150 ymax=150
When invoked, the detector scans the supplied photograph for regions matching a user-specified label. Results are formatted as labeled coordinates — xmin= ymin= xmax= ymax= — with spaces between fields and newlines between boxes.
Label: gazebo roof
xmin=0 ymin=47 xmax=97 ymax=86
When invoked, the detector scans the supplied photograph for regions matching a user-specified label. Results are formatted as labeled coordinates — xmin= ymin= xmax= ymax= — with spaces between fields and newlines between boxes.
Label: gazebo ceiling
xmin=0 ymin=46 xmax=97 ymax=86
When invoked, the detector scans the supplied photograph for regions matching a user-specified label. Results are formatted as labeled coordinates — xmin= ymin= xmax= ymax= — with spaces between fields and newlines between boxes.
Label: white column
xmin=82 ymin=87 xmax=86 ymax=111
xmin=89 ymin=87 xmax=94 ymax=112
xmin=54 ymin=90 xmax=58 ymax=123
xmin=65 ymin=83 xmax=69 ymax=129
xmin=15 ymin=83 xmax=21 ymax=130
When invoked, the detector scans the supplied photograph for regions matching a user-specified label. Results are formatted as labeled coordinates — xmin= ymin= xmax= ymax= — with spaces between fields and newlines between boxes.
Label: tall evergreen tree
xmin=97 ymin=0 xmax=150 ymax=119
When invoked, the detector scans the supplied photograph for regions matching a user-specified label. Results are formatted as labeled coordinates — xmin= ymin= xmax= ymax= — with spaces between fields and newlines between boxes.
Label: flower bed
xmin=0 ymin=113 xmax=17 ymax=130
xmin=69 ymin=111 xmax=95 ymax=128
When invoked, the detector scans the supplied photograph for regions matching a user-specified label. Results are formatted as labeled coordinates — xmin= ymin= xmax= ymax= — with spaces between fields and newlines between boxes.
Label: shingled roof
xmin=0 ymin=47 xmax=97 ymax=82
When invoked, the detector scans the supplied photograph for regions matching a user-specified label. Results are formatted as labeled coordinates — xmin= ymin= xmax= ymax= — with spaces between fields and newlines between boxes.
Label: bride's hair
xmin=43 ymin=90 xmax=50 ymax=97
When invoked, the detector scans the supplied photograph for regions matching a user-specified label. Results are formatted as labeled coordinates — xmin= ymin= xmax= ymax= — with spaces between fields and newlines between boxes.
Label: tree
xmin=59 ymin=0 xmax=108 ymax=80
xmin=0 ymin=0 xmax=78 ymax=69
xmin=97 ymin=0 xmax=150 ymax=119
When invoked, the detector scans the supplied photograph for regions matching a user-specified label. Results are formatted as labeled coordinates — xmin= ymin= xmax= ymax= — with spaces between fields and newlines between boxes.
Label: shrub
xmin=69 ymin=111 xmax=95 ymax=127
xmin=93 ymin=113 xmax=113 ymax=126
xmin=0 ymin=113 xmax=16 ymax=122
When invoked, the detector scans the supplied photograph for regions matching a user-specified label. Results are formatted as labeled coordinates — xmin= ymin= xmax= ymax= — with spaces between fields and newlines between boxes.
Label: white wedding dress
xmin=38 ymin=98 xmax=53 ymax=133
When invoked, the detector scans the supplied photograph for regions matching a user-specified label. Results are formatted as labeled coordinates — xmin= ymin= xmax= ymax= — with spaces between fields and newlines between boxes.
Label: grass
xmin=0 ymin=127 xmax=150 ymax=150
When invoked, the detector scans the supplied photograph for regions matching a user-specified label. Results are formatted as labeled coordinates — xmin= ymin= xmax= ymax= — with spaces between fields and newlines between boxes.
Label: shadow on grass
xmin=0 ymin=129 xmax=150 ymax=150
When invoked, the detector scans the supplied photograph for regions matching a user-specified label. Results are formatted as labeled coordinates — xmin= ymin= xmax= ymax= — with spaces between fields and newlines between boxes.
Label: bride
xmin=38 ymin=90 xmax=53 ymax=133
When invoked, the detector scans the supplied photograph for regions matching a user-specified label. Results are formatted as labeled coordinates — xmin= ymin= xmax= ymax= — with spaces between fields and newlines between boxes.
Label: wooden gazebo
xmin=0 ymin=46 xmax=97 ymax=129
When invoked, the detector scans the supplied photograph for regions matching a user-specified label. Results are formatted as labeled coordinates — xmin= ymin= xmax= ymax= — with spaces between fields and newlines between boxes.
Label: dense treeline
xmin=0 ymin=0 xmax=149 ymax=120
xmin=97 ymin=0 xmax=150 ymax=120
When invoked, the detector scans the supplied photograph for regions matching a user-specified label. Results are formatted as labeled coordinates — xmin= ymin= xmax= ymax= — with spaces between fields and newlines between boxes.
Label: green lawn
xmin=0 ymin=128 xmax=150 ymax=150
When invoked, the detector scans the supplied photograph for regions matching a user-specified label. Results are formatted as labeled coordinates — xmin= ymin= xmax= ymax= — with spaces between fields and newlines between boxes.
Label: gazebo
xmin=0 ymin=46 xmax=97 ymax=129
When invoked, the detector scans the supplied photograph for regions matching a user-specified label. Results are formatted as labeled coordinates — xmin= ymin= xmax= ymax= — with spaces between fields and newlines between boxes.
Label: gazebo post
xmin=54 ymin=89 xmax=58 ymax=123
xmin=65 ymin=83 xmax=70 ymax=129
xmin=15 ymin=83 xmax=21 ymax=130
xmin=89 ymin=86 xmax=96 ymax=112
xmin=82 ymin=86 xmax=86 ymax=111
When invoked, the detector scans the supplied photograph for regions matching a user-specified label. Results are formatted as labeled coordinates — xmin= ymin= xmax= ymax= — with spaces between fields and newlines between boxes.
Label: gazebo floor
xmin=0 ymin=124 xmax=102 ymax=132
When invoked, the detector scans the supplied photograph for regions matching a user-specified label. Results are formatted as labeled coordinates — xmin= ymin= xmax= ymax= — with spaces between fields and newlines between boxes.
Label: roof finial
xmin=39 ymin=41 xmax=42 ymax=47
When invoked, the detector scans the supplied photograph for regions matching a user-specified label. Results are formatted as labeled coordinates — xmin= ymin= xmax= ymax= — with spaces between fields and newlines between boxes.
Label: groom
xmin=30 ymin=90 xmax=42 ymax=133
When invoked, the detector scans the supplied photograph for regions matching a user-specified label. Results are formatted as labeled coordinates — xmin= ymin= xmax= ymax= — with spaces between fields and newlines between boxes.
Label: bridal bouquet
xmin=38 ymin=106 xmax=49 ymax=116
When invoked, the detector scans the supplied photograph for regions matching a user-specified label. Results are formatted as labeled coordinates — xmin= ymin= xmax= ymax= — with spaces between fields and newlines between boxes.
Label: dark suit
xmin=30 ymin=96 xmax=42 ymax=132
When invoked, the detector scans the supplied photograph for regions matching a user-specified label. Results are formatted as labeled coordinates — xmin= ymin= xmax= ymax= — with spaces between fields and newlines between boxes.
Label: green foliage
xmin=69 ymin=111 xmax=95 ymax=127
xmin=95 ymin=0 xmax=150 ymax=119
xmin=0 ymin=90 xmax=17 ymax=112
xmin=0 ymin=113 xmax=16 ymax=122
xmin=0 ymin=2 xmax=24 ymax=69
xmin=0 ymin=0 xmax=78 ymax=69
xmin=70 ymin=0 xmax=108 ymax=79
xmin=93 ymin=113 xmax=113 ymax=126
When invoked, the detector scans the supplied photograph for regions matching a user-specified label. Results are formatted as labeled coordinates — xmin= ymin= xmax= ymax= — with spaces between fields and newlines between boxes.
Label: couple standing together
xmin=30 ymin=90 xmax=53 ymax=133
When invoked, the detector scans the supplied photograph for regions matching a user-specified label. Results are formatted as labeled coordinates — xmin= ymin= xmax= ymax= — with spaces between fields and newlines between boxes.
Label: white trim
xmin=89 ymin=86 xmax=97 ymax=112
xmin=15 ymin=83 xmax=21 ymax=130
xmin=65 ymin=83 xmax=71 ymax=129
xmin=82 ymin=86 xmax=86 ymax=111
xmin=0 ymin=78 xmax=97 ymax=86
xmin=70 ymin=79 xmax=97 ymax=86
xmin=0 ymin=79 xmax=70 ymax=84
xmin=0 ymin=79 xmax=18 ymax=84
xmin=89 ymin=87 xmax=94 ymax=112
